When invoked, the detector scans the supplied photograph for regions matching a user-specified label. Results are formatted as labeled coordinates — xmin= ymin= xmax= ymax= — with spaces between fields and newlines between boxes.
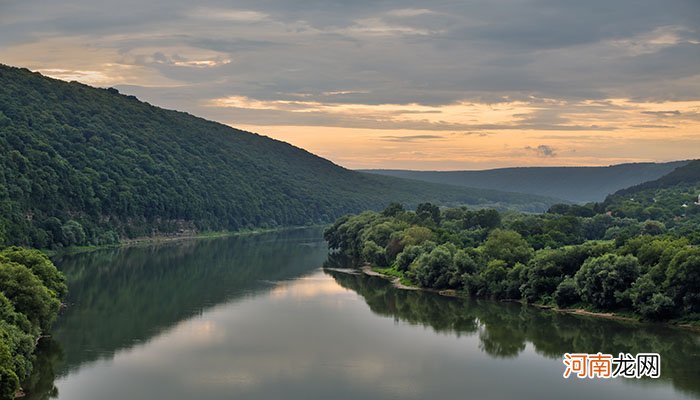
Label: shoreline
xmin=344 ymin=265 xmax=700 ymax=333
xmin=44 ymin=224 xmax=327 ymax=257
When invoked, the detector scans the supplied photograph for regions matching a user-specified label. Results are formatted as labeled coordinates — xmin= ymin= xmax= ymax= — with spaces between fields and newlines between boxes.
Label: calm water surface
xmin=26 ymin=228 xmax=700 ymax=400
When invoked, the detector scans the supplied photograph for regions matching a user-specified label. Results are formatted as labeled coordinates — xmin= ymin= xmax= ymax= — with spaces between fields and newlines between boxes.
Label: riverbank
xmin=43 ymin=225 xmax=327 ymax=257
xmin=347 ymin=265 xmax=700 ymax=333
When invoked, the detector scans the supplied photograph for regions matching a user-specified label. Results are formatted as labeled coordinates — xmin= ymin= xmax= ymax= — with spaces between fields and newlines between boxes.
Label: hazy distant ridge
xmin=362 ymin=161 xmax=692 ymax=203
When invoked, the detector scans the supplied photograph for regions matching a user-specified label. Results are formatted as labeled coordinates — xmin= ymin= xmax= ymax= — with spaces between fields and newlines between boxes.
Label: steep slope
xmin=363 ymin=161 xmax=691 ymax=203
xmin=0 ymin=65 xmax=556 ymax=248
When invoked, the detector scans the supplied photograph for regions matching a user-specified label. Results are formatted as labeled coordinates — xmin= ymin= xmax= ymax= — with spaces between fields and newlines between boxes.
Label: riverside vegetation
xmin=325 ymin=161 xmax=700 ymax=323
xmin=0 ymin=247 xmax=65 ymax=399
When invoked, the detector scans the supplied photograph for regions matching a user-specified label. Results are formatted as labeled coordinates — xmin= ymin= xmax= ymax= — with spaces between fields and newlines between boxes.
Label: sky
xmin=1 ymin=0 xmax=699 ymax=170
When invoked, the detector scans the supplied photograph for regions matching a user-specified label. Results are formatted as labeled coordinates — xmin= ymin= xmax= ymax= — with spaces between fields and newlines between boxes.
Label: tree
xmin=554 ymin=278 xmax=579 ymax=308
xmin=482 ymin=229 xmax=533 ymax=267
xmin=414 ymin=245 xmax=455 ymax=289
xmin=60 ymin=220 xmax=87 ymax=246
xmin=520 ymin=249 xmax=566 ymax=302
xmin=665 ymin=248 xmax=700 ymax=313
xmin=574 ymin=254 xmax=640 ymax=310
xmin=395 ymin=245 xmax=424 ymax=272
xmin=400 ymin=226 xmax=434 ymax=247
xmin=0 ymin=247 xmax=67 ymax=298
xmin=361 ymin=240 xmax=387 ymax=267
xmin=416 ymin=203 xmax=441 ymax=225
xmin=0 ymin=338 xmax=20 ymax=400
xmin=630 ymin=274 xmax=675 ymax=320
xmin=480 ymin=260 xmax=508 ymax=298
xmin=382 ymin=202 xmax=405 ymax=217
xmin=0 ymin=262 xmax=61 ymax=332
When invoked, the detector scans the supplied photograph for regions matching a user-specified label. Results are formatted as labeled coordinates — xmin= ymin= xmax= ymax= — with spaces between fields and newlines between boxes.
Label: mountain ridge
xmin=362 ymin=161 xmax=692 ymax=203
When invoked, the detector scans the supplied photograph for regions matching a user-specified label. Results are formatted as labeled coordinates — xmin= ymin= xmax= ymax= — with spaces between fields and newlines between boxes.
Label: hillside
xmin=0 ymin=65 xmax=556 ymax=248
xmin=601 ymin=160 xmax=700 ymax=236
xmin=610 ymin=160 xmax=700 ymax=196
xmin=363 ymin=161 xmax=691 ymax=203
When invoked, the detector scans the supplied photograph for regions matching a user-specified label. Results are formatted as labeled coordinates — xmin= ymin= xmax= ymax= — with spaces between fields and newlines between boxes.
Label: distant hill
xmin=610 ymin=160 xmax=700 ymax=197
xmin=0 ymin=65 xmax=556 ymax=248
xmin=362 ymin=161 xmax=692 ymax=203
xmin=600 ymin=160 xmax=700 ymax=228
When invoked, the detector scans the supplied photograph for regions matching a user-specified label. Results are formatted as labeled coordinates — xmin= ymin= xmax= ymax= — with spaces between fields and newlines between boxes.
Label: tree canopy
xmin=0 ymin=64 xmax=555 ymax=249
xmin=325 ymin=163 xmax=700 ymax=324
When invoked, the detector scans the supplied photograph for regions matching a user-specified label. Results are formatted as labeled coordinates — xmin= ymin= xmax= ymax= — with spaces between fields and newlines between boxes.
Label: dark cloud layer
xmin=1 ymin=0 xmax=699 ymax=131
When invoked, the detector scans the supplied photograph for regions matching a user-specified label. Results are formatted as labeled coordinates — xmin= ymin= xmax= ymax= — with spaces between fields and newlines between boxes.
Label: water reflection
xmin=25 ymin=228 xmax=327 ymax=398
xmin=327 ymin=269 xmax=700 ymax=398
xmin=23 ymin=229 xmax=700 ymax=400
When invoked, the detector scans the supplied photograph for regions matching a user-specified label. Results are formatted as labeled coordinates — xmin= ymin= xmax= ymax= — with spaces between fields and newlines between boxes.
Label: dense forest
xmin=363 ymin=161 xmax=689 ymax=203
xmin=0 ymin=65 xmax=555 ymax=249
xmin=325 ymin=161 xmax=700 ymax=323
xmin=0 ymin=247 xmax=65 ymax=399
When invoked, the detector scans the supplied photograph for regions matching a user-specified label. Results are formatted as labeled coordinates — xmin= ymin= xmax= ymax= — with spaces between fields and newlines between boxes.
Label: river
xmin=24 ymin=228 xmax=700 ymax=400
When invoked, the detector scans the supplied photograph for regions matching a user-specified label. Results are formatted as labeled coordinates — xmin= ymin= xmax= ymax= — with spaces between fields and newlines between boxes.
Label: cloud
xmin=378 ymin=135 xmax=445 ymax=142
xmin=386 ymin=9 xmax=436 ymax=18
xmin=609 ymin=26 xmax=693 ymax=56
xmin=525 ymin=145 xmax=557 ymax=157
xmin=189 ymin=8 xmax=269 ymax=23
xmin=339 ymin=17 xmax=438 ymax=37
xmin=641 ymin=110 xmax=682 ymax=117
xmin=1 ymin=0 xmax=699 ymax=168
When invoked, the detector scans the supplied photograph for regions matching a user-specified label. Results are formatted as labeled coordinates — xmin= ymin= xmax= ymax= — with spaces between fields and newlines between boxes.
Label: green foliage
xmin=414 ymin=245 xmax=457 ymax=290
xmin=574 ymin=254 xmax=640 ymax=310
xmin=0 ymin=262 xmax=60 ymax=332
xmin=520 ymin=242 xmax=613 ymax=302
xmin=395 ymin=245 xmax=425 ymax=272
xmin=630 ymin=275 xmax=676 ymax=320
xmin=0 ymin=247 xmax=65 ymax=399
xmin=326 ymin=166 xmax=700 ymax=321
xmin=554 ymin=278 xmax=579 ymax=308
xmin=0 ymin=247 xmax=67 ymax=298
xmin=381 ymin=202 xmax=405 ymax=217
xmin=481 ymin=229 xmax=533 ymax=267
xmin=665 ymin=248 xmax=700 ymax=313
xmin=0 ymin=65 xmax=555 ymax=249
xmin=361 ymin=241 xmax=387 ymax=267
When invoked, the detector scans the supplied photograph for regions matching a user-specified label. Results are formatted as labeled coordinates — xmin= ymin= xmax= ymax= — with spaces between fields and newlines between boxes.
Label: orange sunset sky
xmin=2 ymin=1 xmax=698 ymax=170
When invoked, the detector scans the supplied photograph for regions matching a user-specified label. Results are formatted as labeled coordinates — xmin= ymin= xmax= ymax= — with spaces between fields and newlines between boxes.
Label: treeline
xmin=0 ymin=64 xmax=555 ymax=249
xmin=0 ymin=247 xmax=66 ymax=399
xmin=324 ymin=174 xmax=700 ymax=322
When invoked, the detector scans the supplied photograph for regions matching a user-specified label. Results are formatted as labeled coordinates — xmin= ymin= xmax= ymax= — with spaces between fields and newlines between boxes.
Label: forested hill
xmin=598 ymin=160 xmax=700 ymax=235
xmin=362 ymin=161 xmax=691 ymax=203
xmin=0 ymin=65 xmax=556 ymax=248
xmin=609 ymin=160 xmax=700 ymax=197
